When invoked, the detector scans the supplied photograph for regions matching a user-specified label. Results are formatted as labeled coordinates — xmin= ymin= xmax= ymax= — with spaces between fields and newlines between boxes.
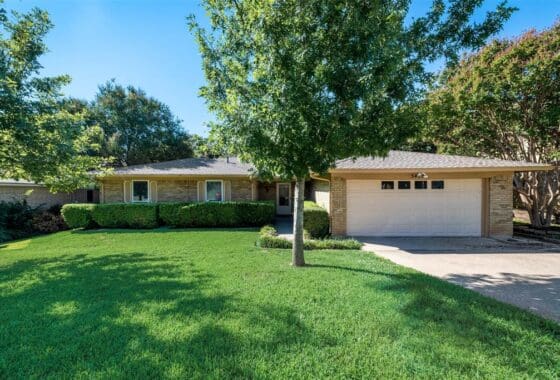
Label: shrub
xmin=168 ymin=201 xmax=275 ymax=228
xmin=159 ymin=202 xmax=191 ymax=226
xmin=0 ymin=199 xmax=36 ymax=231
xmin=257 ymin=226 xmax=361 ymax=250
xmin=31 ymin=211 xmax=68 ymax=233
xmin=61 ymin=204 xmax=97 ymax=229
xmin=303 ymin=201 xmax=330 ymax=238
xmin=92 ymin=203 xmax=159 ymax=229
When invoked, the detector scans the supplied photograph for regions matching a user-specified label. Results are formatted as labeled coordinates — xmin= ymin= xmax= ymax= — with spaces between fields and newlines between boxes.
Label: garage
xmin=346 ymin=179 xmax=482 ymax=236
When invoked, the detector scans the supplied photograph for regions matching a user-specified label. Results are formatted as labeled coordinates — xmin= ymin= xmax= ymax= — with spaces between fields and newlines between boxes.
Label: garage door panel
xmin=347 ymin=179 xmax=482 ymax=236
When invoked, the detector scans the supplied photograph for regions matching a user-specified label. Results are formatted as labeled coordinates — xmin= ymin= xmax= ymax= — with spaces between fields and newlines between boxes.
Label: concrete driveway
xmin=360 ymin=237 xmax=560 ymax=323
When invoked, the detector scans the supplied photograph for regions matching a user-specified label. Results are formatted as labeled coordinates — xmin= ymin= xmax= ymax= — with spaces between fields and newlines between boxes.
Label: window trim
xmin=205 ymin=179 xmax=224 ymax=202
xmin=131 ymin=180 xmax=150 ymax=203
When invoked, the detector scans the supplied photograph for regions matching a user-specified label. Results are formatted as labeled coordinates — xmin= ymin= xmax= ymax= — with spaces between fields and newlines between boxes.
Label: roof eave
xmin=96 ymin=173 xmax=254 ymax=178
xmin=329 ymin=165 xmax=554 ymax=174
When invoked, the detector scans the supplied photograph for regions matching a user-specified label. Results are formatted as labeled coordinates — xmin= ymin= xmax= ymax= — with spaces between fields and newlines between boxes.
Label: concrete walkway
xmin=360 ymin=237 xmax=560 ymax=323
xmin=274 ymin=216 xmax=293 ymax=239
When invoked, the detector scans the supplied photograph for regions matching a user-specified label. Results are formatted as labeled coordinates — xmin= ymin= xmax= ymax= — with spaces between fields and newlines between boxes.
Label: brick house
xmin=96 ymin=151 xmax=551 ymax=238
xmin=0 ymin=179 xmax=98 ymax=208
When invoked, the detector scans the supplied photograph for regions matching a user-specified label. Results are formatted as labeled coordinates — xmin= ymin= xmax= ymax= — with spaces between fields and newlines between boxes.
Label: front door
xmin=276 ymin=183 xmax=291 ymax=215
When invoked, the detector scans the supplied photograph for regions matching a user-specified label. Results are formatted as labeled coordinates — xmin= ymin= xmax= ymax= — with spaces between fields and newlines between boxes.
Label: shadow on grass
xmin=0 ymin=252 xmax=327 ymax=378
xmin=306 ymin=262 xmax=560 ymax=376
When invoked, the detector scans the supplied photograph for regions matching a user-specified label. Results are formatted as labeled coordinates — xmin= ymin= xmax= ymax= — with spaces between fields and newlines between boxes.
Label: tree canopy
xmin=425 ymin=23 xmax=560 ymax=226
xmin=191 ymin=0 xmax=514 ymax=265
xmin=90 ymin=81 xmax=193 ymax=167
xmin=0 ymin=5 xmax=103 ymax=191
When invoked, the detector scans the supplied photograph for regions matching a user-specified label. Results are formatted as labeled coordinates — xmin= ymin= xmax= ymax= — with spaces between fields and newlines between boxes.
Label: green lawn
xmin=0 ymin=229 xmax=558 ymax=379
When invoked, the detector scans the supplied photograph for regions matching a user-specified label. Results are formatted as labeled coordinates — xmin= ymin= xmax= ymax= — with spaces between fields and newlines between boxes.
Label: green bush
xmin=158 ymin=202 xmax=190 ymax=226
xmin=170 ymin=201 xmax=275 ymax=228
xmin=257 ymin=226 xmax=361 ymax=250
xmin=61 ymin=204 xmax=96 ymax=229
xmin=303 ymin=201 xmax=330 ymax=238
xmin=92 ymin=203 xmax=159 ymax=229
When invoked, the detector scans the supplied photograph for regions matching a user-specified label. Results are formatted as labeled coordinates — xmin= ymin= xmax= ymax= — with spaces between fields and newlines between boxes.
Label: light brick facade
xmin=101 ymin=181 xmax=125 ymax=203
xmin=156 ymin=180 xmax=198 ymax=202
xmin=100 ymin=178 xmax=254 ymax=203
xmin=488 ymin=174 xmax=513 ymax=237
xmin=330 ymin=176 xmax=347 ymax=236
xmin=0 ymin=185 xmax=92 ymax=208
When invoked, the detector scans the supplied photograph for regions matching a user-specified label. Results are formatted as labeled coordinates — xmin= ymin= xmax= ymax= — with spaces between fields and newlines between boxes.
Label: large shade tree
xmin=190 ymin=0 xmax=514 ymax=266
xmin=425 ymin=23 xmax=560 ymax=227
xmin=0 ymin=5 xmax=103 ymax=191
xmin=91 ymin=81 xmax=194 ymax=167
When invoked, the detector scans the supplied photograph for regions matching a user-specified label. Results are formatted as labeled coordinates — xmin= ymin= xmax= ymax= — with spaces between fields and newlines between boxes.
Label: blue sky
xmin=5 ymin=0 xmax=560 ymax=136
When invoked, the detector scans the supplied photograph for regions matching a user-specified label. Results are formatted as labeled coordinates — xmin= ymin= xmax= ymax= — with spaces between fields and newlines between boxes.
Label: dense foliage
xmin=190 ymin=0 xmax=514 ymax=265
xmin=61 ymin=201 xmax=275 ymax=229
xmin=0 ymin=200 xmax=67 ymax=242
xmin=303 ymin=201 xmax=330 ymax=238
xmin=161 ymin=201 xmax=275 ymax=228
xmin=424 ymin=23 xmax=560 ymax=227
xmin=158 ymin=202 xmax=191 ymax=226
xmin=89 ymin=81 xmax=194 ymax=167
xmin=0 ymin=5 xmax=104 ymax=191
xmin=61 ymin=204 xmax=97 ymax=229
xmin=91 ymin=203 xmax=159 ymax=229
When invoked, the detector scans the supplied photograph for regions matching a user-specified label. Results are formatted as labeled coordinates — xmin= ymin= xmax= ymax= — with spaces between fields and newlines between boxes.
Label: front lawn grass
xmin=0 ymin=229 xmax=558 ymax=378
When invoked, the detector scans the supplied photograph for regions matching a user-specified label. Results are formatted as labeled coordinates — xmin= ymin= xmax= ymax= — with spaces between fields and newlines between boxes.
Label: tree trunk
xmin=292 ymin=178 xmax=305 ymax=267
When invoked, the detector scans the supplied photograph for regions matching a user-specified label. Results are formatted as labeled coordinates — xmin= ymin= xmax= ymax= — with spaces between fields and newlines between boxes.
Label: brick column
xmin=488 ymin=174 xmax=513 ymax=237
xmin=330 ymin=176 xmax=347 ymax=236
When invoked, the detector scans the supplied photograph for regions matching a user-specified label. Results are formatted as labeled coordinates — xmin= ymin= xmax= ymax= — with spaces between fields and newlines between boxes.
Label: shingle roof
xmin=105 ymin=157 xmax=254 ymax=176
xmin=333 ymin=151 xmax=552 ymax=171
xmin=98 ymin=151 xmax=551 ymax=178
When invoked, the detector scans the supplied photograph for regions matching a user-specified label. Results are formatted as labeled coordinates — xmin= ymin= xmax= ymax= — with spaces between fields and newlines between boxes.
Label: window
xmin=414 ymin=180 xmax=428 ymax=190
xmin=206 ymin=180 xmax=223 ymax=202
xmin=398 ymin=181 xmax=410 ymax=190
xmin=86 ymin=189 xmax=94 ymax=203
xmin=381 ymin=181 xmax=394 ymax=190
xmin=431 ymin=180 xmax=445 ymax=189
xmin=132 ymin=181 xmax=149 ymax=202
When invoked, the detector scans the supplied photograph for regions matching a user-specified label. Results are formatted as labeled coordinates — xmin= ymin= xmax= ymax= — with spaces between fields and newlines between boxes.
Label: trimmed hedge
xmin=61 ymin=204 xmax=96 ymax=229
xmin=171 ymin=201 xmax=275 ymax=228
xmin=61 ymin=201 xmax=274 ymax=230
xmin=257 ymin=225 xmax=362 ymax=250
xmin=303 ymin=201 xmax=330 ymax=238
xmin=159 ymin=202 xmax=190 ymax=226
xmin=92 ymin=203 xmax=159 ymax=229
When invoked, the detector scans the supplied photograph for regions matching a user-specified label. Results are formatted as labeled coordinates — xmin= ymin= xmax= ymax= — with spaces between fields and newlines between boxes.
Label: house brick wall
xmin=157 ymin=180 xmax=198 ymax=202
xmin=230 ymin=180 xmax=254 ymax=201
xmin=0 ymin=185 xmax=89 ymax=208
xmin=330 ymin=176 xmax=346 ymax=236
xmin=100 ymin=178 xmax=254 ymax=203
xmin=101 ymin=181 xmax=124 ymax=203
xmin=488 ymin=174 xmax=513 ymax=237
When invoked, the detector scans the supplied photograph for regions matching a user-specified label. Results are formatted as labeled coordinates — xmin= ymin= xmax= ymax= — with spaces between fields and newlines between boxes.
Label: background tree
xmin=424 ymin=23 xmax=560 ymax=227
xmin=90 ymin=81 xmax=194 ymax=166
xmin=191 ymin=0 xmax=514 ymax=266
xmin=0 ymin=4 xmax=103 ymax=191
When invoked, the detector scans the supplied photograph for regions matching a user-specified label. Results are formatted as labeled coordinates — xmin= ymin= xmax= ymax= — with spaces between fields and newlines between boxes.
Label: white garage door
xmin=347 ymin=179 xmax=482 ymax=236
